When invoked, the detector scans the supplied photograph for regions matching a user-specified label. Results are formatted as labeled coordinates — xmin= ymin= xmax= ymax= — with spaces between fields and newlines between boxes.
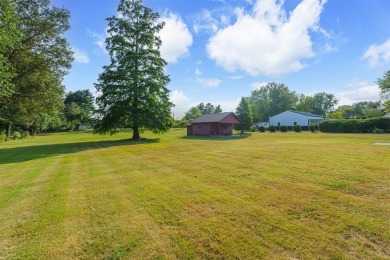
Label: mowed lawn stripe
xmin=0 ymin=149 xmax=69 ymax=258
xmin=0 ymin=130 xmax=389 ymax=259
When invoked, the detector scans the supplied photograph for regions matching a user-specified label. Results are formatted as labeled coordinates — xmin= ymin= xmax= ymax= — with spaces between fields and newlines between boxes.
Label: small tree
xmin=235 ymin=97 xmax=253 ymax=131
xmin=269 ymin=125 xmax=276 ymax=132
xmin=94 ymin=0 xmax=173 ymax=139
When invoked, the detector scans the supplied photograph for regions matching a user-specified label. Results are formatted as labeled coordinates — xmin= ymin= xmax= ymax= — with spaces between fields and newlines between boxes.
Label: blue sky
xmin=52 ymin=0 xmax=390 ymax=119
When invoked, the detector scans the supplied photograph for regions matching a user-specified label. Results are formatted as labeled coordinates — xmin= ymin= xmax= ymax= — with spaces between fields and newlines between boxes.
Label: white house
xmin=384 ymin=113 xmax=390 ymax=118
xmin=269 ymin=110 xmax=326 ymax=130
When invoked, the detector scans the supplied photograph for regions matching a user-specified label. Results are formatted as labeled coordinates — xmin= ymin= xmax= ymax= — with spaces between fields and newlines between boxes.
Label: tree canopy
xmin=0 ymin=0 xmax=73 ymax=136
xmin=249 ymin=82 xmax=298 ymax=122
xmin=183 ymin=103 xmax=223 ymax=120
xmin=196 ymin=103 xmax=222 ymax=114
xmin=94 ymin=0 xmax=173 ymax=139
xmin=0 ymin=0 xmax=20 ymax=99
xmin=297 ymin=92 xmax=338 ymax=116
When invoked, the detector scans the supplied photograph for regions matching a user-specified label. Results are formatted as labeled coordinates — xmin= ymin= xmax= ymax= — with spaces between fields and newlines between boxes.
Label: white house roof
xmin=287 ymin=110 xmax=325 ymax=118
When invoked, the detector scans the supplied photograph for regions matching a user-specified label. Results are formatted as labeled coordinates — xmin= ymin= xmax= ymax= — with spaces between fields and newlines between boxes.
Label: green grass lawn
xmin=0 ymin=129 xmax=389 ymax=259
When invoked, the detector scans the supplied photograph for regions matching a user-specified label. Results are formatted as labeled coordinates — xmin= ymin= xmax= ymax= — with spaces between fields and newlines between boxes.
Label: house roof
xmin=288 ymin=110 xmax=325 ymax=118
xmin=384 ymin=113 xmax=390 ymax=118
xmin=189 ymin=112 xmax=243 ymax=124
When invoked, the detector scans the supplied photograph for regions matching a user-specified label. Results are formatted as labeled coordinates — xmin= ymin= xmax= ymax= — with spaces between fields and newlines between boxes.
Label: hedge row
xmin=319 ymin=117 xmax=390 ymax=133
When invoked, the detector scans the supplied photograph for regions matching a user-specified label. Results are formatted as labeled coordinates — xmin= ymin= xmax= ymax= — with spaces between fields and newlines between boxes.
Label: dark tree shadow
xmin=0 ymin=138 xmax=160 ymax=165
xmin=180 ymin=133 xmax=252 ymax=141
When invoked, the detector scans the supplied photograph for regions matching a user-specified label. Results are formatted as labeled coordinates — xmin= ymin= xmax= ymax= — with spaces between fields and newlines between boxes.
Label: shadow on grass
xmin=0 ymin=138 xmax=160 ymax=165
xmin=180 ymin=133 xmax=251 ymax=141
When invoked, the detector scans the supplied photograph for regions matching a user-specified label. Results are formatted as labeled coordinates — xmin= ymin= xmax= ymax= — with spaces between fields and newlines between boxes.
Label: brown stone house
xmin=187 ymin=112 xmax=244 ymax=136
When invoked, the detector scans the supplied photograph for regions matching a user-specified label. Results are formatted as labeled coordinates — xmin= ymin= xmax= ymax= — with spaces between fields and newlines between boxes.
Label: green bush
xmin=280 ymin=125 xmax=288 ymax=132
xmin=269 ymin=125 xmax=276 ymax=132
xmin=251 ymin=128 xmax=256 ymax=132
xmin=309 ymin=124 xmax=315 ymax=132
xmin=21 ymin=131 xmax=30 ymax=139
xmin=13 ymin=131 xmax=21 ymax=139
xmin=293 ymin=125 xmax=301 ymax=132
xmin=258 ymin=126 xmax=265 ymax=132
xmin=319 ymin=118 xmax=390 ymax=133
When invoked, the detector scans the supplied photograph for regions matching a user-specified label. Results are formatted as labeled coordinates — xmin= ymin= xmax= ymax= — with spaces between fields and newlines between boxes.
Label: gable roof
xmin=288 ymin=110 xmax=325 ymax=118
xmin=189 ymin=112 xmax=243 ymax=124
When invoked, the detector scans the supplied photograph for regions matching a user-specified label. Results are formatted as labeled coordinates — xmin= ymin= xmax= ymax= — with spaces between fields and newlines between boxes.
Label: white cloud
xmin=193 ymin=9 xmax=220 ymax=34
xmin=88 ymin=28 xmax=107 ymax=53
xmin=206 ymin=0 xmax=326 ymax=76
xmin=170 ymin=89 xmax=190 ymax=106
xmin=195 ymin=68 xmax=202 ymax=75
xmin=196 ymin=76 xmax=222 ymax=88
xmin=159 ymin=13 xmax=193 ymax=63
xmin=228 ymin=75 xmax=244 ymax=80
xmin=72 ymin=47 xmax=90 ymax=64
xmin=251 ymin=81 xmax=268 ymax=90
xmin=336 ymin=81 xmax=380 ymax=105
xmin=363 ymin=39 xmax=390 ymax=68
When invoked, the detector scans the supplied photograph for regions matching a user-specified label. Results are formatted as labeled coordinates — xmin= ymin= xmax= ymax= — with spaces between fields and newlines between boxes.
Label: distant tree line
xmin=183 ymin=103 xmax=222 ymax=121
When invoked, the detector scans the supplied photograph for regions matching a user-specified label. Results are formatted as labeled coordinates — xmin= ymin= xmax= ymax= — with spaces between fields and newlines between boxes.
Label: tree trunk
xmin=132 ymin=126 xmax=140 ymax=140
xmin=6 ymin=123 xmax=12 ymax=139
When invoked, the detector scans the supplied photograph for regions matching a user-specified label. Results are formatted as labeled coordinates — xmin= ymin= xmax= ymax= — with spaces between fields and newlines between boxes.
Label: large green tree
xmin=236 ymin=97 xmax=253 ymax=130
xmin=310 ymin=92 xmax=338 ymax=115
xmin=0 ymin=0 xmax=73 ymax=136
xmin=249 ymin=82 xmax=298 ymax=122
xmin=94 ymin=0 xmax=173 ymax=139
xmin=0 ymin=0 xmax=20 ymax=99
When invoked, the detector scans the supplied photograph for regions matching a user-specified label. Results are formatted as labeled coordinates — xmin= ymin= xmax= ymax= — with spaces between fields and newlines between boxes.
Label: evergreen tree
xmin=94 ymin=0 xmax=173 ymax=139
xmin=236 ymin=97 xmax=253 ymax=131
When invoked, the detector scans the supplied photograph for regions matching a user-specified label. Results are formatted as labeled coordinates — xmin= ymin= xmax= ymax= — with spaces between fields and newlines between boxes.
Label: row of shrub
xmin=0 ymin=130 xmax=31 ymax=143
xmin=257 ymin=125 xmax=307 ymax=133
xmin=319 ymin=117 xmax=390 ymax=133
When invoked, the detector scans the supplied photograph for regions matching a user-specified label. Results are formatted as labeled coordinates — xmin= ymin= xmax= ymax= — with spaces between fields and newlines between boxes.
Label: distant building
xmin=187 ymin=112 xmax=243 ymax=136
xmin=269 ymin=110 xmax=326 ymax=130
xmin=384 ymin=113 xmax=390 ymax=118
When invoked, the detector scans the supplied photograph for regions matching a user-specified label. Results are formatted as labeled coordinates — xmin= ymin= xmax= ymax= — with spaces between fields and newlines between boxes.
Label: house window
xmin=224 ymin=124 xmax=228 ymax=129
xmin=199 ymin=126 xmax=201 ymax=129
xmin=294 ymin=122 xmax=297 ymax=125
